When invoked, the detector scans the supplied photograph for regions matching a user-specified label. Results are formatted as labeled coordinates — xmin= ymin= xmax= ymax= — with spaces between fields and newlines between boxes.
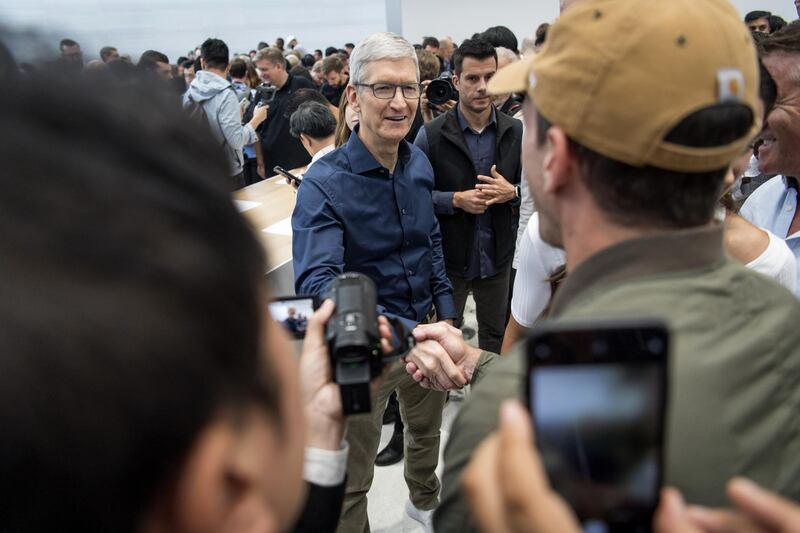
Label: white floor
xmin=366 ymin=296 xmax=479 ymax=532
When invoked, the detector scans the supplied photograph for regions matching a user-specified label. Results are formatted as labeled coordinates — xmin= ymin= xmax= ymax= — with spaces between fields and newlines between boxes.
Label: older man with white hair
xmin=291 ymin=32 xmax=458 ymax=532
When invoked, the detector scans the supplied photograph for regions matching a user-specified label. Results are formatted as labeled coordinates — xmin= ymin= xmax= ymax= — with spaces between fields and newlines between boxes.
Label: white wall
xmin=1 ymin=0 xmax=797 ymax=63
xmin=398 ymin=0 xmax=798 ymax=47
xmin=0 ymin=0 xmax=387 ymax=63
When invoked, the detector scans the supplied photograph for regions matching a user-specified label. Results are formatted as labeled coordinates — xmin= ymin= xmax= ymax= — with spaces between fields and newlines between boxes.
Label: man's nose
xmin=389 ymin=87 xmax=407 ymax=109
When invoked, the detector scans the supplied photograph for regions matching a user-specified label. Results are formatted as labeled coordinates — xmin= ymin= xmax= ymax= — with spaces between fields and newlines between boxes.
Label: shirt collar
xmin=345 ymin=126 xmax=412 ymax=175
xmin=456 ymin=104 xmax=497 ymax=134
xmin=781 ymin=175 xmax=799 ymax=190
xmin=310 ymin=144 xmax=335 ymax=165
xmin=549 ymin=224 xmax=726 ymax=317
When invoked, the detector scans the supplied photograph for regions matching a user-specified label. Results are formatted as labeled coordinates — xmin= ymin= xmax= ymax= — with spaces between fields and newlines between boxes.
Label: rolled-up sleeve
xmin=292 ymin=178 xmax=345 ymax=297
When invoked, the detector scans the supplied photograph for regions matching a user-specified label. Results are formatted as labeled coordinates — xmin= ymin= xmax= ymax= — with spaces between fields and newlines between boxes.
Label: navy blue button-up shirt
xmin=415 ymin=105 xmax=501 ymax=280
xmin=292 ymin=129 xmax=457 ymax=325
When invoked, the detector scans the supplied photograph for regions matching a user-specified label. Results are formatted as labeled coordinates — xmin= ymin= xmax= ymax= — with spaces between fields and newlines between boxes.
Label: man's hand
xmin=462 ymin=400 xmax=581 ymax=533
xmin=256 ymin=163 xmax=265 ymax=179
xmin=404 ymin=321 xmax=481 ymax=390
xmin=300 ymin=300 xmax=393 ymax=450
xmin=476 ymin=165 xmax=516 ymax=205
xmin=249 ymin=104 xmax=268 ymax=129
xmin=686 ymin=478 xmax=800 ymax=533
xmin=453 ymin=189 xmax=488 ymax=214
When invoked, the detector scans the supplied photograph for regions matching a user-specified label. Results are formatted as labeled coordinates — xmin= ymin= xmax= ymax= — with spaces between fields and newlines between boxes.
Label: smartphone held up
xmin=526 ymin=321 xmax=669 ymax=533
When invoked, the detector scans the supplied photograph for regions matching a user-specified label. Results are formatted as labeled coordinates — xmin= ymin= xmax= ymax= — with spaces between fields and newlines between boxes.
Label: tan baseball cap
xmin=489 ymin=0 xmax=761 ymax=172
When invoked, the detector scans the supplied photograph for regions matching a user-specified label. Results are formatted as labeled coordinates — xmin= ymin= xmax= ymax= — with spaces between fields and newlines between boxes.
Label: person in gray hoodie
xmin=183 ymin=38 xmax=267 ymax=189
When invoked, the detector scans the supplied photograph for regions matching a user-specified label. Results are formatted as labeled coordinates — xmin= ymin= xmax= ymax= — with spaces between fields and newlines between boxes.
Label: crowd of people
xmin=3 ymin=0 xmax=800 ymax=531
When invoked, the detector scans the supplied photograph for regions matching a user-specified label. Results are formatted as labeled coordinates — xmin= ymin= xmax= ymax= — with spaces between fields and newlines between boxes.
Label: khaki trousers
xmin=336 ymin=360 xmax=447 ymax=533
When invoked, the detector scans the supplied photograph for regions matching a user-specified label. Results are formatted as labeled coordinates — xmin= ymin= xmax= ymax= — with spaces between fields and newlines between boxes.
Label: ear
xmin=157 ymin=417 xmax=282 ymax=533
xmin=299 ymin=133 xmax=311 ymax=150
xmin=452 ymin=72 xmax=461 ymax=90
xmin=346 ymin=84 xmax=360 ymax=114
xmin=542 ymin=125 xmax=576 ymax=195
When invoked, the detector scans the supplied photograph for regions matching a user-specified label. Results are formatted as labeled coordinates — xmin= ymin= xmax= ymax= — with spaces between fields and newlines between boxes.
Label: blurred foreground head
xmin=0 ymin=45 xmax=306 ymax=533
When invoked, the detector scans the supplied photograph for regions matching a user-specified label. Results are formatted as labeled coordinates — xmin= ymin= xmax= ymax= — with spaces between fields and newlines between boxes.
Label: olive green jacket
xmin=435 ymin=225 xmax=800 ymax=532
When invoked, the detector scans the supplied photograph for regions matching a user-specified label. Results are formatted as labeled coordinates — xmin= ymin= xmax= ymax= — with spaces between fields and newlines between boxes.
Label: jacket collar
xmin=550 ymin=224 xmax=726 ymax=317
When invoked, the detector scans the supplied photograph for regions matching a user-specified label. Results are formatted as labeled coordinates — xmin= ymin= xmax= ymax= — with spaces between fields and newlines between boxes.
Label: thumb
xmin=305 ymin=299 xmax=335 ymax=342
xmin=490 ymin=164 xmax=500 ymax=178
xmin=654 ymin=488 xmax=704 ymax=533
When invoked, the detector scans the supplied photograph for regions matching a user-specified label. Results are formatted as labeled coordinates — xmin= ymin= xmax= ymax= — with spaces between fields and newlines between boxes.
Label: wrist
xmin=305 ymin=412 xmax=345 ymax=451
xmin=452 ymin=192 xmax=461 ymax=209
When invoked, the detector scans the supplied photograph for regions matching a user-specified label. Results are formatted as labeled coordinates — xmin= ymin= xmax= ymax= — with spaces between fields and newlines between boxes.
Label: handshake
xmin=402 ymin=321 xmax=485 ymax=391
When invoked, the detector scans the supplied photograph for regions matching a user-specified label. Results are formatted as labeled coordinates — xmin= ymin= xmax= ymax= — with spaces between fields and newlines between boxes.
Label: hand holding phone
xmin=273 ymin=165 xmax=302 ymax=188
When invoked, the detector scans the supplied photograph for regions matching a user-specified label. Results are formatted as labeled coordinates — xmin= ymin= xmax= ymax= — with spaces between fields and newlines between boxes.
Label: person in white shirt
xmin=739 ymin=25 xmax=800 ymax=295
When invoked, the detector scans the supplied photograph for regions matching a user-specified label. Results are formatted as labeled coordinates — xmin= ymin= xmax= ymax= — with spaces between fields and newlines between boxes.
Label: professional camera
xmin=426 ymin=73 xmax=458 ymax=106
xmin=255 ymin=84 xmax=277 ymax=107
xmin=326 ymin=272 xmax=413 ymax=415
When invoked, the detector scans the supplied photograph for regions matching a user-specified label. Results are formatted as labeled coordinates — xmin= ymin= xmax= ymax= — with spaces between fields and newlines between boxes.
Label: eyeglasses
xmin=355 ymin=83 xmax=422 ymax=99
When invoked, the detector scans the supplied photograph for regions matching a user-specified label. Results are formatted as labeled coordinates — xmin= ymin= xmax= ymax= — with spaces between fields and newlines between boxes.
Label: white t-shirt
xmin=510 ymin=213 xmax=567 ymax=327
xmin=746 ymin=230 xmax=797 ymax=293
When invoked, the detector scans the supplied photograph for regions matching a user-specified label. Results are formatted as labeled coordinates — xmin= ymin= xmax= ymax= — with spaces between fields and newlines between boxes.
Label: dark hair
xmin=229 ymin=57 xmax=247 ymax=78
xmin=322 ymin=55 xmax=344 ymax=75
xmin=180 ymin=58 xmax=195 ymax=70
xmin=99 ymin=46 xmax=117 ymax=62
xmin=481 ymin=25 xmax=518 ymax=54
xmin=745 ymin=10 xmax=771 ymax=23
xmin=325 ymin=46 xmax=338 ymax=57
xmin=301 ymin=53 xmax=315 ymax=67
xmin=759 ymin=58 xmax=778 ymax=118
xmin=0 ymin=75 xmax=279 ymax=530
xmin=287 ymin=88 xmax=329 ymax=116
xmin=768 ymin=15 xmax=788 ymax=33
xmin=176 ymin=55 xmax=188 ymax=65
xmin=344 ymin=42 xmax=355 ymax=49
xmin=422 ymin=36 xmax=440 ymax=49
xmin=453 ymin=37 xmax=497 ymax=74
xmin=535 ymin=104 xmax=754 ymax=229
xmin=760 ymin=20 xmax=800 ymax=55
xmin=59 ymin=38 xmax=78 ymax=50
xmin=290 ymin=100 xmax=337 ymax=139
xmin=139 ymin=50 xmax=169 ymax=66
xmin=200 ymin=38 xmax=228 ymax=69
xmin=257 ymin=41 xmax=268 ymax=50
xmin=535 ymin=23 xmax=550 ymax=47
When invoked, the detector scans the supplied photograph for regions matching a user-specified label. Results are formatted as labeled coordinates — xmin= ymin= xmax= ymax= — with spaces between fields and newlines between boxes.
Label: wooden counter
xmin=234 ymin=171 xmax=301 ymax=273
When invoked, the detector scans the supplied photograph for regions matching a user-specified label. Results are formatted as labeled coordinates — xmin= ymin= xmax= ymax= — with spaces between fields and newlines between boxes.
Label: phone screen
xmin=269 ymin=296 xmax=317 ymax=339
xmin=527 ymin=324 xmax=667 ymax=532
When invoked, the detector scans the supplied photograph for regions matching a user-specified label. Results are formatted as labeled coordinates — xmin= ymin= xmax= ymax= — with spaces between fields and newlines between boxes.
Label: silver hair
xmin=495 ymin=46 xmax=519 ymax=64
xmin=349 ymin=32 xmax=419 ymax=85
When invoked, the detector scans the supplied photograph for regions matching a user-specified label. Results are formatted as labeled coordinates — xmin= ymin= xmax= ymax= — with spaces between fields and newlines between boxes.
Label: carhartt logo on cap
xmin=717 ymin=68 xmax=745 ymax=102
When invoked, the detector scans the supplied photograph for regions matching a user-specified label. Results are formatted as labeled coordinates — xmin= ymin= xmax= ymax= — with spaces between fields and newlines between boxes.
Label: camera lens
xmin=426 ymin=79 xmax=452 ymax=106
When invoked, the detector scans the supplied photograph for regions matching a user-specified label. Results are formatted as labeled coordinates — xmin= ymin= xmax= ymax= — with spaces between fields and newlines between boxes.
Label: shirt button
xmin=402 ymin=209 xmax=407 ymax=215
xmin=408 ymin=269 xmax=414 ymax=275
xmin=787 ymin=206 xmax=793 ymax=212
xmin=405 ymin=240 xmax=410 ymax=246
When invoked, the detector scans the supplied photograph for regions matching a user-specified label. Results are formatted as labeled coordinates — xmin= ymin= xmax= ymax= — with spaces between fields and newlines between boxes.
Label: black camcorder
xmin=426 ymin=73 xmax=459 ymax=106
xmin=255 ymin=84 xmax=277 ymax=107
xmin=326 ymin=273 xmax=414 ymax=415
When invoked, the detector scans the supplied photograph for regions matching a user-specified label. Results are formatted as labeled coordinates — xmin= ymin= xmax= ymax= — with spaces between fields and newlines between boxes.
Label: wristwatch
xmin=514 ymin=184 xmax=521 ymax=199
